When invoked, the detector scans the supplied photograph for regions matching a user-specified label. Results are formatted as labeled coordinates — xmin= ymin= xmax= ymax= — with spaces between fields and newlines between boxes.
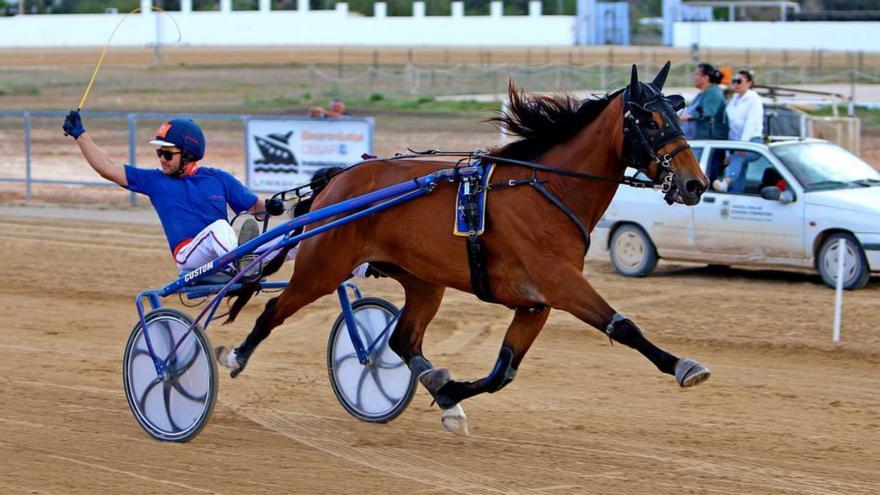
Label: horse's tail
xmin=223 ymin=166 xmax=344 ymax=324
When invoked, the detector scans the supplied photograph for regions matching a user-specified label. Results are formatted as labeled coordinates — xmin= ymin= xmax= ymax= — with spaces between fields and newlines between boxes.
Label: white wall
xmin=0 ymin=9 xmax=575 ymax=47
xmin=674 ymin=22 xmax=880 ymax=52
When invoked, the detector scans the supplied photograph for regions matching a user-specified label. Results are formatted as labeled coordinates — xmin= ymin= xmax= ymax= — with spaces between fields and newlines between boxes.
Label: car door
xmin=692 ymin=144 xmax=806 ymax=261
xmin=608 ymin=147 xmax=704 ymax=258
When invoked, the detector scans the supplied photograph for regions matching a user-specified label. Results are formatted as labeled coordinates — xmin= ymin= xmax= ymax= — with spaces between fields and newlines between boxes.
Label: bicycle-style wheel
xmin=327 ymin=297 xmax=416 ymax=423
xmin=123 ymin=308 xmax=218 ymax=442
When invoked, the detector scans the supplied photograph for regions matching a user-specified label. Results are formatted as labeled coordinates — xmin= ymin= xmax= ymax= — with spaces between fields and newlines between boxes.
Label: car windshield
xmin=772 ymin=142 xmax=880 ymax=191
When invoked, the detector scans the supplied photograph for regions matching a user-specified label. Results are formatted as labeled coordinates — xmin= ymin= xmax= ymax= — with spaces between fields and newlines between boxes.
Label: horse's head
xmin=622 ymin=62 xmax=707 ymax=205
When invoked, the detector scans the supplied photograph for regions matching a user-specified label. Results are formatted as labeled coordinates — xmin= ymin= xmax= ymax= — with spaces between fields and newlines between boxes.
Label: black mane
xmin=490 ymin=86 xmax=624 ymax=160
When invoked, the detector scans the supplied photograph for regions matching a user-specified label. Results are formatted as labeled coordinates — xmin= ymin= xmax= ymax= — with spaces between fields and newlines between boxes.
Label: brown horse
xmin=218 ymin=63 xmax=710 ymax=435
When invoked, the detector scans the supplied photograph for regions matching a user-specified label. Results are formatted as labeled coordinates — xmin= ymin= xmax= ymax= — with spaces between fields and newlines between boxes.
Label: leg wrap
xmin=408 ymin=355 xmax=433 ymax=378
xmin=237 ymin=297 xmax=278 ymax=359
xmin=605 ymin=313 xmax=644 ymax=347
xmin=484 ymin=346 xmax=517 ymax=393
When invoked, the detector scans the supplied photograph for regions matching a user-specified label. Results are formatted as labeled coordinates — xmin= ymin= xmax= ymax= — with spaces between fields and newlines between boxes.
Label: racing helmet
xmin=149 ymin=119 xmax=206 ymax=162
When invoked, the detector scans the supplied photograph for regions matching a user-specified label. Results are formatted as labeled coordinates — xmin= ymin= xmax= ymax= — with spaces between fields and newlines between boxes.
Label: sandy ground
xmin=0 ymin=210 xmax=878 ymax=494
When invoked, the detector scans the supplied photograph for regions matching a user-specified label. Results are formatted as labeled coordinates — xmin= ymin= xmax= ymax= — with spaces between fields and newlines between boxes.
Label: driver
xmin=62 ymin=111 xmax=272 ymax=276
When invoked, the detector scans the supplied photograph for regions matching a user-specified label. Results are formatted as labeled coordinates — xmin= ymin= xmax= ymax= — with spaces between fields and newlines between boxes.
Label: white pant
xmin=174 ymin=219 xmax=367 ymax=276
xmin=174 ymin=220 xmax=239 ymax=271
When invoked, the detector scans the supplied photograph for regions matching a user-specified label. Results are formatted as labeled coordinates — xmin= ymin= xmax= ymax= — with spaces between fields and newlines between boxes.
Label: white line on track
xmin=48 ymin=454 xmax=219 ymax=494
xmin=0 ymin=220 xmax=163 ymax=240
xmin=0 ymin=234 xmax=162 ymax=253
xmin=226 ymin=401 xmax=511 ymax=495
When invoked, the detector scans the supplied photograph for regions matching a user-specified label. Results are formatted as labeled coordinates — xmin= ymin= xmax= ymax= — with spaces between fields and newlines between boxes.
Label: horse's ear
xmin=629 ymin=65 xmax=641 ymax=100
xmin=652 ymin=61 xmax=671 ymax=91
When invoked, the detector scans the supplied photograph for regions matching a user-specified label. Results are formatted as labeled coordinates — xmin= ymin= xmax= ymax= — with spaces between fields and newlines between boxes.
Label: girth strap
xmin=460 ymin=170 xmax=496 ymax=303
xmin=530 ymin=180 xmax=591 ymax=256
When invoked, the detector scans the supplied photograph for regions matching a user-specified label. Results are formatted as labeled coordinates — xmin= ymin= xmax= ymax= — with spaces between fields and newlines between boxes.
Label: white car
xmin=592 ymin=138 xmax=880 ymax=289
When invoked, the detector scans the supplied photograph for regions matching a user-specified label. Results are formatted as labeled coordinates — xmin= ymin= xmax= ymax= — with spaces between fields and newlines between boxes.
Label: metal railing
xmin=0 ymin=110 xmax=250 ymax=205
xmin=684 ymin=1 xmax=800 ymax=22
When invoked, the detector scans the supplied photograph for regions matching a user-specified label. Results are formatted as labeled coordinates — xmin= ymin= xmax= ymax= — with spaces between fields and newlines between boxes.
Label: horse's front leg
xmin=548 ymin=270 xmax=710 ymax=387
xmin=419 ymin=307 xmax=550 ymax=436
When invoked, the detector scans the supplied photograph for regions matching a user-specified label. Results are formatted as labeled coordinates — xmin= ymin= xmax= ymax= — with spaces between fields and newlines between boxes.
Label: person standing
xmin=713 ymin=69 xmax=764 ymax=193
xmin=679 ymin=63 xmax=727 ymax=140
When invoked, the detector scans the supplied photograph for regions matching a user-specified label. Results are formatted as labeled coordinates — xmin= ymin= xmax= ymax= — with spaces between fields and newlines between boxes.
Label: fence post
xmin=832 ymin=238 xmax=846 ymax=344
xmin=127 ymin=113 xmax=138 ymax=206
xmin=24 ymin=111 xmax=31 ymax=202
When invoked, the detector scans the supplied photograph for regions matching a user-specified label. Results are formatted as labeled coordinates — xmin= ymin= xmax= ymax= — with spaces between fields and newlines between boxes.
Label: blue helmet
xmin=149 ymin=119 xmax=206 ymax=162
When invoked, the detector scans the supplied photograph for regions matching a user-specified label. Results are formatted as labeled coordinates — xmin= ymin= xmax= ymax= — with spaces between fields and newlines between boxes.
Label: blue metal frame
xmin=133 ymin=165 xmax=479 ymax=378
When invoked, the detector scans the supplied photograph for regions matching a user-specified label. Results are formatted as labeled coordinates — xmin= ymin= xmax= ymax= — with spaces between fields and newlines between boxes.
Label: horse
xmin=218 ymin=62 xmax=711 ymax=435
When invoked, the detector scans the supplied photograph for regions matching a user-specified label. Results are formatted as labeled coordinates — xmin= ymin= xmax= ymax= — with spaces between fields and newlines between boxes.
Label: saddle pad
xmin=453 ymin=163 xmax=496 ymax=237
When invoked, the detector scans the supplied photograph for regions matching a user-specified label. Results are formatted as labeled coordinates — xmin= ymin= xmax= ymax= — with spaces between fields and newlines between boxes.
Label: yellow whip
xmin=77 ymin=5 xmax=182 ymax=111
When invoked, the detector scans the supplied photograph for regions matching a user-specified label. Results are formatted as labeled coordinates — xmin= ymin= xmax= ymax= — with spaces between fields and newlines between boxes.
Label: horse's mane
xmin=489 ymin=83 xmax=624 ymax=160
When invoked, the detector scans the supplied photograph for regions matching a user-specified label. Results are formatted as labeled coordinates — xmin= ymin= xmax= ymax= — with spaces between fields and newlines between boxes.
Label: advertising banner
xmin=245 ymin=117 xmax=373 ymax=192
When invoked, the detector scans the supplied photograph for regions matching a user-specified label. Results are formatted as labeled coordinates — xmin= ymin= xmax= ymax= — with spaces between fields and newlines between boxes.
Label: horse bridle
xmin=622 ymin=84 xmax=691 ymax=204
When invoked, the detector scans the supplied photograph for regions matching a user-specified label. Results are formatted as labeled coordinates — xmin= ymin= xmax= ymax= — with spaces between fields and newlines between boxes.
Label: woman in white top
xmin=713 ymin=69 xmax=764 ymax=193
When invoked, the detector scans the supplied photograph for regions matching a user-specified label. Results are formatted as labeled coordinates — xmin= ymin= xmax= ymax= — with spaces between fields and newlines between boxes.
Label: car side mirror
xmin=761 ymin=187 xmax=794 ymax=204
xmin=760 ymin=186 xmax=781 ymax=201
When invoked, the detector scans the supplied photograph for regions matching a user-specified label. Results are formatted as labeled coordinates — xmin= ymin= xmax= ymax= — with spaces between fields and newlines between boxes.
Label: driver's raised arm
xmin=63 ymin=110 xmax=128 ymax=187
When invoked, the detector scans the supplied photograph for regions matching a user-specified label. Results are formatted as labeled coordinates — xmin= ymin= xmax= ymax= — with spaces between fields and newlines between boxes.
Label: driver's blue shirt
xmin=124 ymin=165 xmax=258 ymax=254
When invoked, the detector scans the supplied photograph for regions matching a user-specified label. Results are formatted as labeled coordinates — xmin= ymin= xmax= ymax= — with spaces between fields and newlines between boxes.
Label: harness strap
xmin=487 ymin=177 xmax=546 ymax=190
xmin=461 ymin=172 xmax=495 ymax=303
xmin=529 ymin=179 xmax=590 ymax=256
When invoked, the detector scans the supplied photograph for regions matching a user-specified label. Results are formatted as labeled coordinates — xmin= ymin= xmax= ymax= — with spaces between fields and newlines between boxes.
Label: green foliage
xmin=316 ymin=0 xmax=575 ymax=16
xmin=808 ymin=107 xmax=880 ymax=133
xmin=237 ymin=92 xmax=497 ymax=114
xmin=0 ymin=84 xmax=40 ymax=96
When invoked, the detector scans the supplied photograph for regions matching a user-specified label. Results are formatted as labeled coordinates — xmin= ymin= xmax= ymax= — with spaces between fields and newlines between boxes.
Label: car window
xmin=741 ymin=154 xmax=775 ymax=194
xmin=772 ymin=142 xmax=880 ymax=191
xmin=708 ymin=146 xmax=769 ymax=195
xmin=746 ymin=161 xmax=790 ymax=196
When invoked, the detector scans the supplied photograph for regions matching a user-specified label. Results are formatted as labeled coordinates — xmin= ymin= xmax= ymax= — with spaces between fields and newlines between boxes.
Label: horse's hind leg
xmin=383 ymin=272 xmax=483 ymax=435
xmin=548 ymin=271 xmax=710 ymax=387
xmin=431 ymin=307 xmax=550 ymax=405
xmin=217 ymin=247 xmax=358 ymax=378
xmin=421 ymin=307 xmax=551 ymax=435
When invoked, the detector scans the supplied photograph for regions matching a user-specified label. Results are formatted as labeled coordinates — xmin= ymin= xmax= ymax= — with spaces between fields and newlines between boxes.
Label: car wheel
xmin=817 ymin=233 xmax=870 ymax=290
xmin=610 ymin=224 xmax=658 ymax=277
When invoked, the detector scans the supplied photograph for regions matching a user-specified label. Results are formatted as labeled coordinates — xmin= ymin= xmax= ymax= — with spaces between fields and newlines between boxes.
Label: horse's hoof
xmin=675 ymin=359 xmax=711 ymax=387
xmin=214 ymin=346 xmax=247 ymax=378
xmin=441 ymin=404 xmax=470 ymax=437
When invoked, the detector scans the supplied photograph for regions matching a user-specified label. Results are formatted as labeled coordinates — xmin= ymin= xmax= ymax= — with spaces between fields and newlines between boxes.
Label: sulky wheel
xmin=327 ymin=297 xmax=416 ymax=423
xmin=123 ymin=308 xmax=218 ymax=442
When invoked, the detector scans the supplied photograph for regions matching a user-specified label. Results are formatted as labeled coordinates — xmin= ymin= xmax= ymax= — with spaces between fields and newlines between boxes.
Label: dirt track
xmin=0 ymin=213 xmax=878 ymax=494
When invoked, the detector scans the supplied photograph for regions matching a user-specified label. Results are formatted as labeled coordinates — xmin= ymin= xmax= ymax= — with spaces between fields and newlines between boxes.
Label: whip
xmin=77 ymin=5 xmax=182 ymax=111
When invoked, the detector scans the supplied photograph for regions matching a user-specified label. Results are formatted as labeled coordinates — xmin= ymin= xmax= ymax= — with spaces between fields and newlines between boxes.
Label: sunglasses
xmin=156 ymin=149 xmax=182 ymax=161
xmin=731 ymin=78 xmax=747 ymax=84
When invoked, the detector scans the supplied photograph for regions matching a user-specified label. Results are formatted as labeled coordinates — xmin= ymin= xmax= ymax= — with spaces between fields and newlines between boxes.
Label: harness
xmin=269 ymin=83 xmax=691 ymax=303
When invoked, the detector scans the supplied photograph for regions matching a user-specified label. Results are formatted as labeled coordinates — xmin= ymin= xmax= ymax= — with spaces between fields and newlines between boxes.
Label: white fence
xmin=0 ymin=1 xmax=575 ymax=48
xmin=673 ymin=21 xmax=880 ymax=52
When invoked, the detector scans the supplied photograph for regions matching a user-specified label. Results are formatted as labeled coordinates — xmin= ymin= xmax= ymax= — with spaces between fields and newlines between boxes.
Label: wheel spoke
xmin=333 ymin=351 xmax=360 ymax=370
xmin=136 ymin=376 xmax=162 ymax=414
xmin=163 ymin=381 xmax=183 ymax=433
xmin=169 ymin=379 xmax=208 ymax=403
xmin=368 ymin=367 xmax=397 ymax=405
xmin=354 ymin=366 xmax=370 ymax=409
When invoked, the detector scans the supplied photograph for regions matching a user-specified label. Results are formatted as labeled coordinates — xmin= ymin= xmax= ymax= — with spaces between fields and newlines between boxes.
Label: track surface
xmin=1 ymin=213 xmax=878 ymax=494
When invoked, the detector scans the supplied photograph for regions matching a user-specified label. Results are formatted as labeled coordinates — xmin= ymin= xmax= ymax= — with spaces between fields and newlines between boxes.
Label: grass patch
xmin=806 ymin=107 xmax=880 ymax=133
xmin=0 ymin=84 xmax=41 ymax=96
xmin=235 ymin=93 xmax=500 ymax=115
